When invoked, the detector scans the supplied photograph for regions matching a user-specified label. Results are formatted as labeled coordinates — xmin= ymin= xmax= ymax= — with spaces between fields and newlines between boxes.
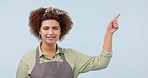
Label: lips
xmin=46 ymin=36 xmax=56 ymax=40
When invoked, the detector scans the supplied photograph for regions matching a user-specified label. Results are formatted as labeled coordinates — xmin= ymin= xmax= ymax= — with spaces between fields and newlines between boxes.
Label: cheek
xmin=39 ymin=31 xmax=46 ymax=37
xmin=57 ymin=32 xmax=61 ymax=38
xmin=57 ymin=32 xmax=61 ymax=37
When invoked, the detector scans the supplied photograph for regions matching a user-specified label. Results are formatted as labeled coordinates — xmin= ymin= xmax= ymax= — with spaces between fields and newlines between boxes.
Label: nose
xmin=48 ymin=28 xmax=53 ymax=35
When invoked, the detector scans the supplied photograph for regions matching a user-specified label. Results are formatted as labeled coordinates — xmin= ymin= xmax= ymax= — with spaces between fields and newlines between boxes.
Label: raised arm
xmin=103 ymin=14 xmax=120 ymax=52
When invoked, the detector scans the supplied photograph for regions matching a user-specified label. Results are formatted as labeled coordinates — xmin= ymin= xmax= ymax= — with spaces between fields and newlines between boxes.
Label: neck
xmin=40 ymin=41 xmax=57 ymax=54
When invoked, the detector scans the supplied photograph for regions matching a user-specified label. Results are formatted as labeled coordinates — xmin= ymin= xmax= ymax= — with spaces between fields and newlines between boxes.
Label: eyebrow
xmin=42 ymin=25 xmax=60 ymax=27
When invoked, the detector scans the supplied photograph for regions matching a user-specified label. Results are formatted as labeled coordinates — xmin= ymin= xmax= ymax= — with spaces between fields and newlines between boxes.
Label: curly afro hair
xmin=29 ymin=7 xmax=73 ymax=40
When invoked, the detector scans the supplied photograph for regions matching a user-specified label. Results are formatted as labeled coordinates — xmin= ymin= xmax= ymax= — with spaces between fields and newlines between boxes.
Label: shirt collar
xmin=38 ymin=42 xmax=61 ymax=58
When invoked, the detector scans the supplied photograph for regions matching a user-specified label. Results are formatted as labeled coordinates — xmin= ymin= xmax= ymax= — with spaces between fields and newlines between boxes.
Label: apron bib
xmin=30 ymin=47 xmax=74 ymax=78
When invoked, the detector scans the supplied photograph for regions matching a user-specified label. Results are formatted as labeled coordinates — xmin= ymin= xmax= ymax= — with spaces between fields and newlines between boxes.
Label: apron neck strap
xmin=36 ymin=46 xmax=40 ymax=64
xmin=59 ymin=48 xmax=67 ymax=62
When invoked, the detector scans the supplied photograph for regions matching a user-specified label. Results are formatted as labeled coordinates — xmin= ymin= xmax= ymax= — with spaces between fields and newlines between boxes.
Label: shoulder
xmin=21 ymin=49 xmax=36 ymax=64
xmin=61 ymin=48 xmax=79 ymax=65
xmin=62 ymin=47 xmax=84 ymax=57
xmin=62 ymin=48 xmax=77 ymax=54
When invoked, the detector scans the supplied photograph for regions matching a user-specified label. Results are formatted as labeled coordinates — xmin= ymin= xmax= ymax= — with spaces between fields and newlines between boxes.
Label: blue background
xmin=0 ymin=0 xmax=148 ymax=78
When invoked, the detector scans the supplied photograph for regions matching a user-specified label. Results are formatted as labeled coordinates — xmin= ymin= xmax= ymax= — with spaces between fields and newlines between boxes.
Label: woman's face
xmin=39 ymin=19 xmax=61 ymax=45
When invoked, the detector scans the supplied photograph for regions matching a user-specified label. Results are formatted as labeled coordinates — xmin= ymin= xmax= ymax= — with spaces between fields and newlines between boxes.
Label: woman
xmin=16 ymin=7 xmax=120 ymax=78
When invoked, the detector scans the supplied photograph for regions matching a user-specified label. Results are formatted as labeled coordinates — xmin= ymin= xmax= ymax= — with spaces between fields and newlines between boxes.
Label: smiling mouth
xmin=46 ymin=37 xmax=56 ymax=40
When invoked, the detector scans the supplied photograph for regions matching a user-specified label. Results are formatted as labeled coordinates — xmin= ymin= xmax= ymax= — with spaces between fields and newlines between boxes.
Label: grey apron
xmin=30 ymin=47 xmax=74 ymax=78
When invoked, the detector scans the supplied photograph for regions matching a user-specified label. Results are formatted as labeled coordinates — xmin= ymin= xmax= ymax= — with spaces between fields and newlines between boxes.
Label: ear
xmin=60 ymin=31 xmax=61 ymax=35
xmin=39 ymin=31 xmax=41 ymax=34
xmin=38 ymin=31 xmax=42 ymax=39
xmin=38 ymin=28 xmax=41 ymax=34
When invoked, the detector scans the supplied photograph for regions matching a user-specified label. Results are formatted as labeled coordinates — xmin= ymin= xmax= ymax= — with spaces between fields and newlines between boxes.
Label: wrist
xmin=105 ymin=30 xmax=113 ymax=36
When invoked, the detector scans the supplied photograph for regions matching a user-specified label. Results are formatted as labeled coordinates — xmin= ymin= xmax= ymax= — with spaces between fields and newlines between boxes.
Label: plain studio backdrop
xmin=0 ymin=0 xmax=148 ymax=78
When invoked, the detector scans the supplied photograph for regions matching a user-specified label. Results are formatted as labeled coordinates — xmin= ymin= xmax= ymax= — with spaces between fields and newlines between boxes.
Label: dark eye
xmin=53 ymin=27 xmax=59 ymax=30
xmin=43 ymin=27 xmax=49 ymax=30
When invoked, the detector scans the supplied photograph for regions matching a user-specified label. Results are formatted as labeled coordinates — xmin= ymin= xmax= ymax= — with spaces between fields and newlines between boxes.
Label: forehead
xmin=41 ymin=19 xmax=60 ymax=26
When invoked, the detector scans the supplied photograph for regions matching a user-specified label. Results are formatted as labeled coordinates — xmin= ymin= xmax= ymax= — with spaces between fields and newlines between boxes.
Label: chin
xmin=46 ymin=40 xmax=57 ymax=44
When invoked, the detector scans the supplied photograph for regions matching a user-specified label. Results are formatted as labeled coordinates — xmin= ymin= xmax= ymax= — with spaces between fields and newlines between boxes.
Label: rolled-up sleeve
xmin=74 ymin=47 xmax=112 ymax=74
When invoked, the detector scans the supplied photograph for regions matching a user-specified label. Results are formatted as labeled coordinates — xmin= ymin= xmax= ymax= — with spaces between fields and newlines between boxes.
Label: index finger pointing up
xmin=114 ymin=14 xmax=120 ymax=20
